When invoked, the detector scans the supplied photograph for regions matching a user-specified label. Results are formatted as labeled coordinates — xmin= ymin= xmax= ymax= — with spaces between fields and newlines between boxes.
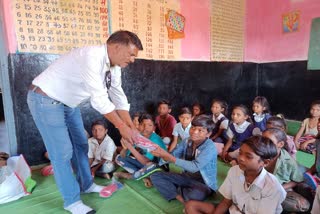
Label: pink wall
xmin=180 ymin=0 xmax=211 ymax=61
xmin=245 ymin=0 xmax=320 ymax=62
xmin=1 ymin=0 xmax=17 ymax=53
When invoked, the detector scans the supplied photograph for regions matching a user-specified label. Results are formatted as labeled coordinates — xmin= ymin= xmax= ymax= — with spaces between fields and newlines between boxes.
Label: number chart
xmin=109 ymin=0 xmax=181 ymax=60
xmin=13 ymin=0 xmax=109 ymax=54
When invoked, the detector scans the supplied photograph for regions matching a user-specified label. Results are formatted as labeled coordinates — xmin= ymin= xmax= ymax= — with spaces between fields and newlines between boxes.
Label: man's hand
xmin=118 ymin=124 xmax=138 ymax=144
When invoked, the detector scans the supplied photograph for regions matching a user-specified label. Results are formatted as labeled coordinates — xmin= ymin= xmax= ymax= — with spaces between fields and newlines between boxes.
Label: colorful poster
xmin=109 ymin=0 xmax=181 ymax=60
xmin=282 ymin=11 xmax=300 ymax=33
xmin=210 ymin=0 xmax=245 ymax=62
xmin=13 ymin=0 xmax=109 ymax=54
xmin=165 ymin=10 xmax=185 ymax=39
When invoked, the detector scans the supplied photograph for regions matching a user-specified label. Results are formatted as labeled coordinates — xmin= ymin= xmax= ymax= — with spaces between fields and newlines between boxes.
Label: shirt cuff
xmin=114 ymin=103 xmax=130 ymax=111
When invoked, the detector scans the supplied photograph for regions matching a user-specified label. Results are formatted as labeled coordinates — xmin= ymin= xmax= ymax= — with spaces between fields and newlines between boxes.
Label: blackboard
xmin=308 ymin=17 xmax=320 ymax=70
xmin=7 ymin=54 xmax=320 ymax=165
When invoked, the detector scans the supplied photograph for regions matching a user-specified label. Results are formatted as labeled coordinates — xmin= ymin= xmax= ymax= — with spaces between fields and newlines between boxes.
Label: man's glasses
xmin=105 ymin=70 xmax=111 ymax=89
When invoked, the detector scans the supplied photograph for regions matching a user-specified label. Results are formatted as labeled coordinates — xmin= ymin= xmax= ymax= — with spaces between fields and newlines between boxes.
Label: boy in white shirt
xmin=88 ymin=120 xmax=117 ymax=179
xmin=185 ymin=136 xmax=286 ymax=214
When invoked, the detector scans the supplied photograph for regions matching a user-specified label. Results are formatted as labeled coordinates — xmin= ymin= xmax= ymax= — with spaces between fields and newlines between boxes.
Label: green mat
xmin=0 ymin=161 xmax=230 ymax=214
xmin=0 ymin=153 xmax=313 ymax=213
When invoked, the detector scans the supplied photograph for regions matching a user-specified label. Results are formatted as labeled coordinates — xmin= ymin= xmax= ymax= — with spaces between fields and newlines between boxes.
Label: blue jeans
xmin=150 ymin=171 xmax=212 ymax=202
xmin=27 ymin=90 xmax=93 ymax=207
xmin=116 ymin=155 xmax=144 ymax=173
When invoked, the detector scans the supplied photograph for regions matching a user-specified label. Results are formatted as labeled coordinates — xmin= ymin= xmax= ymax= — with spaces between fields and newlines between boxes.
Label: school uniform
xmin=253 ymin=113 xmax=271 ymax=133
xmin=211 ymin=113 xmax=229 ymax=143
xmin=226 ymin=121 xmax=254 ymax=158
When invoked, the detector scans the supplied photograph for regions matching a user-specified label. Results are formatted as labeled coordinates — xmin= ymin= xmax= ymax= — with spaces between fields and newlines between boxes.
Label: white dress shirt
xmin=219 ymin=165 xmax=286 ymax=214
xmin=33 ymin=45 xmax=130 ymax=114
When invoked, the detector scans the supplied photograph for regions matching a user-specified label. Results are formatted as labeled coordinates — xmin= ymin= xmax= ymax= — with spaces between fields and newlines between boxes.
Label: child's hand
xmin=120 ymin=138 xmax=131 ymax=150
xmin=300 ymin=142 xmax=308 ymax=150
xmin=221 ymin=150 xmax=227 ymax=162
xmin=150 ymin=146 xmax=163 ymax=157
xmin=300 ymin=140 xmax=312 ymax=150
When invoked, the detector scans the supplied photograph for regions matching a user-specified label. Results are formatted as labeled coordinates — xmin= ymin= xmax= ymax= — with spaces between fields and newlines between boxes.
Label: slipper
xmin=304 ymin=172 xmax=319 ymax=190
xmin=41 ymin=165 xmax=54 ymax=176
xmin=99 ymin=183 xmax=118 ymax=198
xmin=133 ymin=163 xmax=162 ymax=180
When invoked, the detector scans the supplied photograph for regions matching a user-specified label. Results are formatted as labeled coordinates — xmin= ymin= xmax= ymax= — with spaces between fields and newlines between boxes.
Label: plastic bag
xmin=0 ymin=155 xmax=36 ymax=204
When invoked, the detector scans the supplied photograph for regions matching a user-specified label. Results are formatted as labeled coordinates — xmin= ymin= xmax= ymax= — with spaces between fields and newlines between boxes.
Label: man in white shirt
xmin=27 ymin=30 xmax=143 ymax=214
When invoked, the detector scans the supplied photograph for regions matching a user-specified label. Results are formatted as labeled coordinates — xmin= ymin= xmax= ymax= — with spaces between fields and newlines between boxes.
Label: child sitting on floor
xmin=266 ymin=115 xmax=297 ymax=159
xmin=222 ymin=105 xmax=254 ymax=164
xmin=88 ymin=120 xmax=117 ymax=179
xmin=210 ymin=99 xmax=229 ymax=155
xmin=304 ymin=117 xmax=320 ymax=190
xmin=252 ymin=96 xmax=271 ymax=135
xmin=263 ymin=128 xmax=310 ymax=213
xmin=132 ymin=112 xmax=141 ymax=131
xmin=191 ymin=102 xmax=205 ymax=120
xmin=184 ymin=136 xmax=286 ymax=214
xmin=295 ymin=100 xmax=320 ymax=153
xmin=150 ymin=115 xmax=218 ymax=204
xmin=169 ymin=107 xmax=192 ymax=152
xmin=114 ymin=113 xmax=167 ymax=182
xmin=155 ymin=99 xmax=177 ymax=146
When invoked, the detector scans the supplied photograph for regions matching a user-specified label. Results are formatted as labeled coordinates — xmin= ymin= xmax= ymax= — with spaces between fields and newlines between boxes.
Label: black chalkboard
xmin=7 ymin=53 xmax=320 ymax=165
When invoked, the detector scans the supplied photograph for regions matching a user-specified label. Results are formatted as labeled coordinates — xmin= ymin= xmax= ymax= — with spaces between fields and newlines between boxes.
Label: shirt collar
xmin=233 ymin=121 xmax=250 ymax=132
xmin=212 ymin=113 xmax=224 ymax=123
xmin=239 ymin=166 xmax=267 ymax=190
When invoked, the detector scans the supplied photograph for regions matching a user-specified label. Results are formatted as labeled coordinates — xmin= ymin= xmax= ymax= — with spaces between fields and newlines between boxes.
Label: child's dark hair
xmin=158 ymin=99 xmax=172 ymax=109
xmin=253 ymin=96 xmax=270 ymax=114
xmin=211 ymin=99 xmax=228 ymax=115
xmin=91 ymin=119 xmax=108 ymax=129
xmin=191 ymin=115 xmax=215 ymax=133
xmin=179 ymin=107 xmax=192 ymax=116
xmin=233 ymin=105 xmax=253 ymax=123
xmin=267 ymin=115 xmax=287 ymax=131
xmin=263 ymin=128 xmax=289 ymax=152
xmin=139 ymin=113 xmax=155 ymax=124
xmin=132 ymin=112 xmax=141 ymax=119
xmin=241 ymin=136 xmax=277 ymax=160
xmin=311 ymin=100 xmax=320 ymax=109
xmin=0 ymin=152 xmax=9 ymax=161
xmin=192 ymin=102 xmax=205 ymax=115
